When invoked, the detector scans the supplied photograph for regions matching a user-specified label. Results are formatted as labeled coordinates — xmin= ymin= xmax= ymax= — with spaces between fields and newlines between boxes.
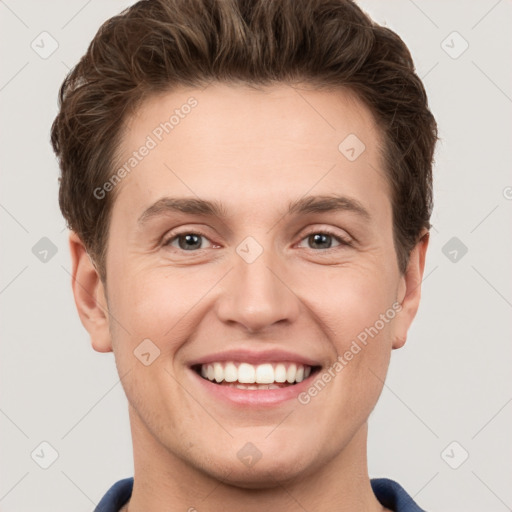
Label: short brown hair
xmin=51 ymin=0 xmax=438 ymax=282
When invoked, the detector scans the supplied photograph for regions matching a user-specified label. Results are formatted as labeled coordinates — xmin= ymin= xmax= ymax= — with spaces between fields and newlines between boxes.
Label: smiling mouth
xmin=192 ymin=361 xmax=321 ymax=390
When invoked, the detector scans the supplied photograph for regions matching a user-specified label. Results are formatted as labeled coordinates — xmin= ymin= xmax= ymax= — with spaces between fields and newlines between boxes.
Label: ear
xmin=392 ymin=230 xmax=430 ymax=349
xmin=68 ymin=231 xmax=112 ymax=353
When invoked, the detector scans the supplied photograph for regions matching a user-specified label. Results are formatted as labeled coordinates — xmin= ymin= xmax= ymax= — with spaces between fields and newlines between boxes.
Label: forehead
xmin=112 ymin=82 xmax=389 ymax=221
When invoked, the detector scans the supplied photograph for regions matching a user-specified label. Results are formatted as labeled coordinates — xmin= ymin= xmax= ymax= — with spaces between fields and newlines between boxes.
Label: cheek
xmin=299 ymin=263 xmax=396 ymax=400
xmin=109 ymin=265 xmax=202 ymax=335
xmin=298 ymin=261 xmax=398 ymax=342
xmin=107 ymin=263 xmax=227 ymax=372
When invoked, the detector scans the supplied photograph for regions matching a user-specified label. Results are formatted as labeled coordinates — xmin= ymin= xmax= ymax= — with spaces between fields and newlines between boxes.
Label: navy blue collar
xmin=95 ymin=477 xmax=426 ymax=511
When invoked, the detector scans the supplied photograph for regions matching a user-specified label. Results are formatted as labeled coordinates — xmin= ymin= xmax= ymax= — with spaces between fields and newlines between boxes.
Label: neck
xmin=124 ymin=406 xmax=387 ymax=512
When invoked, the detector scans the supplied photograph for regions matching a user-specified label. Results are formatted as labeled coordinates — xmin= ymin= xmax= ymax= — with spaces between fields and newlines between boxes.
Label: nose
xmin=215 ymin=244 xmax=301 ymax=334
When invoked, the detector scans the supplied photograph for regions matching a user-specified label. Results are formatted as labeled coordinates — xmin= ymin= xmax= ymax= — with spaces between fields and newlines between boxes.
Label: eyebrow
xmin=137 ymin=194 xmax=371 ymax=226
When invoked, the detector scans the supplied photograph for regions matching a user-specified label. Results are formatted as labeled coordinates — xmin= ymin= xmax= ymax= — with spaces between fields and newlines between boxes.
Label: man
xmin=51 ymin=0 xmax=437 ymax=510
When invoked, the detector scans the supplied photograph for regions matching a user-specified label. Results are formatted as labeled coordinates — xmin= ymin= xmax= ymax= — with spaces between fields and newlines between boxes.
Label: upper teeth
xmin=200 ymin=362 xmax=312 ymax=384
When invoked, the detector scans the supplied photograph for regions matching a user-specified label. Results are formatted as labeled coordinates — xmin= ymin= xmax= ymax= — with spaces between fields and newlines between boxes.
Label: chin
xmin=214 ymin=464 xmax=306 ymax=490
xmin=195 ymin=448 xmax=317 ymax=490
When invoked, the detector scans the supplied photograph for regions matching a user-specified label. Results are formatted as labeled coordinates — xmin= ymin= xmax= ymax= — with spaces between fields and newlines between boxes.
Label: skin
xmin=69 ymin=83 xmax=429 ymax=512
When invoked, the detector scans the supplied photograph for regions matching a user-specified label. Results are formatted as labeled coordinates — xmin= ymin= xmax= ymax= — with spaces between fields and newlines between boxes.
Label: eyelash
xmin=162 ymin=228 xmax=352 ymax=252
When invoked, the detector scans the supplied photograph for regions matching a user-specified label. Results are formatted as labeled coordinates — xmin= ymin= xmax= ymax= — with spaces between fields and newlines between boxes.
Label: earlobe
xmin=68 ymin=232 xmax=112 ymax=353
xmin=392 ymin=230 xmax=430 ymax=350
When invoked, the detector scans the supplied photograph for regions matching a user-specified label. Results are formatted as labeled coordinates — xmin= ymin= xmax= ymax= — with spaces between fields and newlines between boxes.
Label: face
xmin=71 ymin=83 xmax=427 ymax=487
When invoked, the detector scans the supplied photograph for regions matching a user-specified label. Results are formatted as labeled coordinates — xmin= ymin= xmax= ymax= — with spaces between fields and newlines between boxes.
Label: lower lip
xmin=189 ymin=368 xmax=319 ymax=407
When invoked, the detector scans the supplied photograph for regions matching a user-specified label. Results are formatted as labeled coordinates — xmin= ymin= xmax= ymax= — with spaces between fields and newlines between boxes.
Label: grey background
xmin=1 ymin=1 xmax=511 ymax=511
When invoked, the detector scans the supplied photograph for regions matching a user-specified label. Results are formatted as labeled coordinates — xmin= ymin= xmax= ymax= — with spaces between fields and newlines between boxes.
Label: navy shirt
xmin=94 ymin=477 xmax=426 ymax=511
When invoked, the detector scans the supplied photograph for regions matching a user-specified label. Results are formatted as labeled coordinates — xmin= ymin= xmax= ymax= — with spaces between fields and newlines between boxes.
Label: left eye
xmin=163 ymin=230 xmax=349 ymax=252
xmin=297 ymin=231 xmax=349 ymax=250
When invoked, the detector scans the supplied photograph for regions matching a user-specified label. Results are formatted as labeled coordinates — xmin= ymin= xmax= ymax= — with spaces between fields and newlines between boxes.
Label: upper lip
xmin=188 ymin=348 xmax=322 ymax=367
